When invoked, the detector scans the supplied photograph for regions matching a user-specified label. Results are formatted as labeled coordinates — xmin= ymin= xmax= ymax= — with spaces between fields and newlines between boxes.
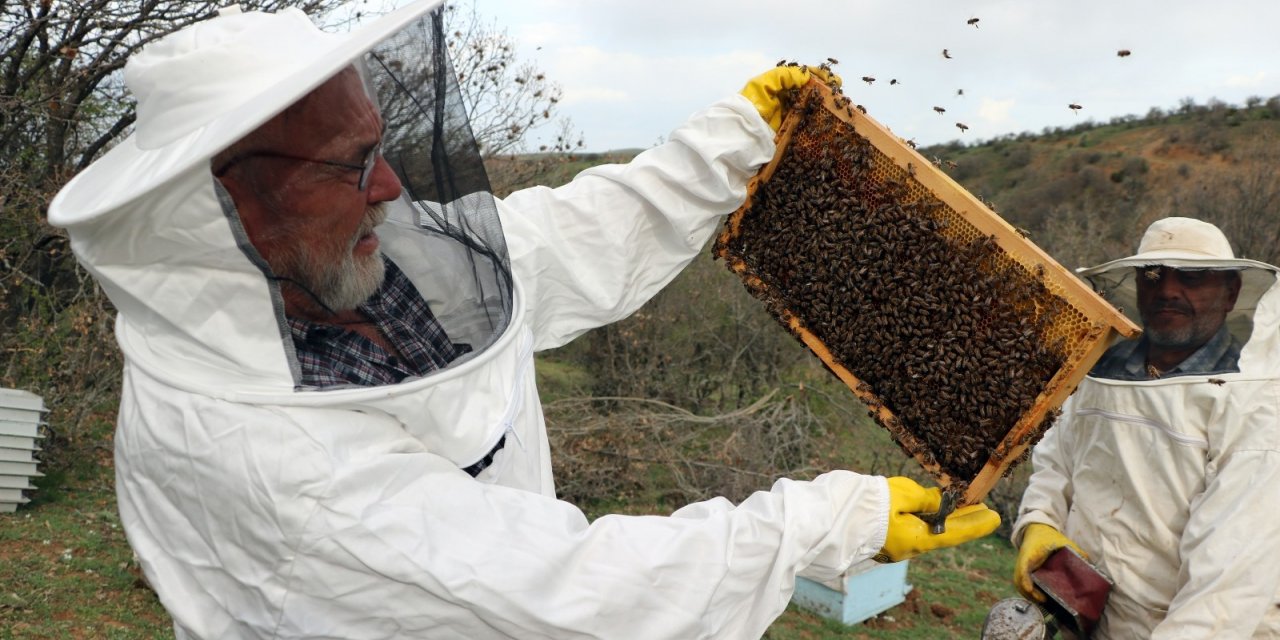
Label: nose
xmin=1151 ymin=269 xmax=1185 ymax=299
xmin=365 ymin=153 xmax=403 ymax=203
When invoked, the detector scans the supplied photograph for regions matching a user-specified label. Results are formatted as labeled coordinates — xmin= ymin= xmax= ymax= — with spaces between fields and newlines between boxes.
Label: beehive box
xmin=713 ymin=79 xmax=1139 ymax=510
xmin=0 ymin=388 xmax=46 ymax=513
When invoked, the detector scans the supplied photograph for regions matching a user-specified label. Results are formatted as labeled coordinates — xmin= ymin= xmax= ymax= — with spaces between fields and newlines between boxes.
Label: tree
xmin=441 ymin=2 xmax=583 ymax=195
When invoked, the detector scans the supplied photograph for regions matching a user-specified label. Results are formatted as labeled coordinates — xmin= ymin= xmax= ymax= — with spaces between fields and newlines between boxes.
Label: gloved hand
xmin=874 ymin=476 xmax=1001 ymax=563
xmin=740 ymin=65 xmax=842 ymax=132
xmin=1014 ymin=522 xmax=1086 ymax=602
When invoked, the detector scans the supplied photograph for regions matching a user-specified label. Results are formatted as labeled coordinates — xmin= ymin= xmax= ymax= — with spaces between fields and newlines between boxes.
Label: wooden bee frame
xmin=713 ymin=80 xmax=1140 ymax=508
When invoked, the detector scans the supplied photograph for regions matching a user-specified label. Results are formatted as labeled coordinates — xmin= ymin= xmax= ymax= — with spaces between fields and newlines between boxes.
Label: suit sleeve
xmin=498 ymin=95 xmax=775 ymax=351
xmin=1012 ymin=398 xmax=1077 ymax=546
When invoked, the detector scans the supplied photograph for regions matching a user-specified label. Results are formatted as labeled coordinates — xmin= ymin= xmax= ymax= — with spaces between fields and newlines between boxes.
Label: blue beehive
xmin=791 ymin=559 xmax=912 ymax=625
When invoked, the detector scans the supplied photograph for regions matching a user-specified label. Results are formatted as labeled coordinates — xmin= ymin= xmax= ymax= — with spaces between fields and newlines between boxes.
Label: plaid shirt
xmin=287 ymin=258 xmax=469 ymax=389
xmin=1090 ymin=325 xmax=1241 ymax=380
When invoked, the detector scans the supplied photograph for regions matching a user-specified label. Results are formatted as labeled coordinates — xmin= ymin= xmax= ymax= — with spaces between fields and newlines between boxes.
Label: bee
xmin=827 ymin=56 xmax=840 ymax=65
xmin=856 ymin=104 xmax=867 ymax=113
xmin=956 ymin=122 xmax=970 ymax=132
xmin=862 ymin=76 xmax=876 ymax=85
xmin=1146 ymin=364 xmax=1163 ymax=379
xmin=942 ymin=49 xmax=952 ymax=59
xmin=1143 ymin=268 xmax=1161 ymax=281
xmin=890 ymin=78 xmax=900 ymax=85
xmin=933 ymin=106 xmax=946 ymax=114
xmin=1117 ymin=49 xmax=1132 ymax=57
xmin=967 ymin=17 xmax=980 ymax=28
xmin=944 ymin=160 xmax=958 ymax=170
xmin=931 ymin=156 xmax=944 ymax=167
xmin=907 ymin=162 xmax=917 ymax=176
xmin=1018 ymin=227 xmax=1032 ymax=239
xmin=906 ymin=138 xmax=917 ymax=149
xmin=1069 ymin=103 xmax=1083 ymax=113
xmin=776 ymin=58 xmax=787 ymax=67
xmin=957 ymin=88 xmax=964 ymax=97
xmin=1208 ymin=378 xmax=1226 ymax=386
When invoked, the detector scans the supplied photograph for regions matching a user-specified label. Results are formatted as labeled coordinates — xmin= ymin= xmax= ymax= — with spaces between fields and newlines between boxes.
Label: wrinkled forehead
xmin=263 ymin=66 xmax=381 ymax=150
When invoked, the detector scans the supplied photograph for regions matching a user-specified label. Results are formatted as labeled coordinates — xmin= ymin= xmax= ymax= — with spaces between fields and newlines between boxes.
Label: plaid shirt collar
xmin=1091 ymin=324 xmax=1240 ymax=380
xmin=286 ymin=258 xmax=468 ymax=389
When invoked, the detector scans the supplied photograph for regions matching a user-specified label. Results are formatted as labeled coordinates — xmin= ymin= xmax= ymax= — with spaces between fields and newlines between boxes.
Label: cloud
xmin=1225 ymin=71 xmax=1269 ymax=88
xmin=977 ymin=98 xmax=1016 ymax=127
xmin=561 ymin=87 xmax=629 ymax=106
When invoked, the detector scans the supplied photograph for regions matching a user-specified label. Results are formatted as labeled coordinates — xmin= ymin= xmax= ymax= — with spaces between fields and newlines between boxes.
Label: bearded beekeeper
xmin=1012 ymin=217 xmax=1280 ymax=638
xmin=48 ymin=2 xmax=1000 ymax=638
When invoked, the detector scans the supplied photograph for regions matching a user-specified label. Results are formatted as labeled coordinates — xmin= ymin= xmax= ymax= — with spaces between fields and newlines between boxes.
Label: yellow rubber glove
xmin=1014 ymin=523 xmax=1087 ymax=602
xmin=874 ymin=477 xmax=1001 ymax=563
xmin=740 ymin=66 xmax=842 ymax=132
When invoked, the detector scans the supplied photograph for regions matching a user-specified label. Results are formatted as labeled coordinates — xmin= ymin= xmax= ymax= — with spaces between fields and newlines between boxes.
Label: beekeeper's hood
xmin=48 ymin=0 xmax=513 ymax=392
xmin=1079 ymin=216 xmax=1280 ymax=374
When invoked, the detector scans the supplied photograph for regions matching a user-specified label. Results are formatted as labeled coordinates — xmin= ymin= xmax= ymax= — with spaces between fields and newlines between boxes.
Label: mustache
xmin=1148 ymin=301 xmax=1192 ymax=314
xmin=349 ymin=202 xmax=387 ymax=244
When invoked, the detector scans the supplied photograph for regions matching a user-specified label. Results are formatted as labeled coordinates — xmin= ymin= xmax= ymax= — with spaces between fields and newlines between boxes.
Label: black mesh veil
xmin=357 ymin=7 xmax=513 ymax=366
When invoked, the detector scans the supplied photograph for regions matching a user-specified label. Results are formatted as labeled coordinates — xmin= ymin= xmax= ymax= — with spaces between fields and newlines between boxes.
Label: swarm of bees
xmin=715 ymin=91 xmax=1072 ymax=481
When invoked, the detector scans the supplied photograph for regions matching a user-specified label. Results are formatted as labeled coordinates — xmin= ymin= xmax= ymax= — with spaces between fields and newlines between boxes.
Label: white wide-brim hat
xmin=1078 ymin=217 xmax=1278 ymax=339
xmin=49 ymin=0 xmax=442 ymax=227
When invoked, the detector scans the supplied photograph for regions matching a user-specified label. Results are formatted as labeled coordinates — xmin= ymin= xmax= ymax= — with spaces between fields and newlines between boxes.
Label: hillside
xmin=921 ymin=97 xmax=1280 ymax=269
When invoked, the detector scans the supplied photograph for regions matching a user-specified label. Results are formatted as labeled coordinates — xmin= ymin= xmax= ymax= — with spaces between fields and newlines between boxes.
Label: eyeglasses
xmin=1136 ymin=267 xmax=1238 ymax=287
xmin=215 ymin=141 xmax=382 ymax=191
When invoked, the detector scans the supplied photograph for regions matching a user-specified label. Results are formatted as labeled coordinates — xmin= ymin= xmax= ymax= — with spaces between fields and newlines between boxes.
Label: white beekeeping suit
xmin=45 ymin=3 xmax=919 ymax=638
xmin=1014 ymin=218 xmax=1280 ymax=639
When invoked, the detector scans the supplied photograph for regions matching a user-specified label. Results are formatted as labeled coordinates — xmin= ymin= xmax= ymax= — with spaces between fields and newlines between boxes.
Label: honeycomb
xmin=713 ymin=79 xmax=1139 ymax=508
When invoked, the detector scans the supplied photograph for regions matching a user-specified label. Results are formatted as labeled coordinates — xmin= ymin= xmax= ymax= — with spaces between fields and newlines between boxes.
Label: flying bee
xmin=942 ymin=48 xmax=952 ymax=59
xmin=862 ymin=76 xmax=876 ymax=84
xmin=957 ymin=88 xmax=964 ymax=96
xmin=933 ymin=106 xmax=946 ymax=114
xmin=1069 ymin=103 xmax=1083 ymax=113
xmin=944 ymin=160 xmax=958 ymax=169
xmin=1117 ymin=49 xmax=1132 ymax=57
xmin=890 ymin=78 xmax=900 ymax=85
xmin=956 ymin=122 xmax=969 ymax=132
xmin=931 ymin=156 xmax=944 ymax=167
xmin=827 ymin=57 xmax=839 ymax=65
xmin=967 ymin=17 xmax=980 ymax=28
xmin=1144 ymin=268 xmax=1161 ymax=281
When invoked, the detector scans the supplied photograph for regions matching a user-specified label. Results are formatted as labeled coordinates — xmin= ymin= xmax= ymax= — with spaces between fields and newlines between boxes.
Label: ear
xmin=1225 ymin=273 xmax=1242 ymax=310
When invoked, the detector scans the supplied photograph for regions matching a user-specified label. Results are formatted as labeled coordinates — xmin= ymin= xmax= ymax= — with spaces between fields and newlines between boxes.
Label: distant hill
xmin=920 ymin=95 xmax=1280 ymax=269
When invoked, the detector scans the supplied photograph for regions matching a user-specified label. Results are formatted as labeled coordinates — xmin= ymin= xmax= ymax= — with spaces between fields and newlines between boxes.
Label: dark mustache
xmin=1149 ymin=302 xmax=1192 ymax=314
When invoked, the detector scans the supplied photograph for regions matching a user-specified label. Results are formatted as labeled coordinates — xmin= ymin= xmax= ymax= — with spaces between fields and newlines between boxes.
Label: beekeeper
xmin=1013 ymin=217 xmax=1280 ymax=638
xmin=48 ymin=2 xmax=999 ymax=638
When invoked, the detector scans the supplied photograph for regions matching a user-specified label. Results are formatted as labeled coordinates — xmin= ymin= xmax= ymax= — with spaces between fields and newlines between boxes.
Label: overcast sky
xmin=464 ymin=0 xmax=1280 ymax=152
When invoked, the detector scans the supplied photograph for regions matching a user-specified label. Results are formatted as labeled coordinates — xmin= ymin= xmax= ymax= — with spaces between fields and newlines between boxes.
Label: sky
xmin=459 ymin=0 xmax=1280 ymax=153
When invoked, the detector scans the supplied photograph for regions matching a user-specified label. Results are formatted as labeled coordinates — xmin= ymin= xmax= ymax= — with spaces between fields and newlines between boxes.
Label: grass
xmin=0 ymin=368 xmax=1018 ymax=639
